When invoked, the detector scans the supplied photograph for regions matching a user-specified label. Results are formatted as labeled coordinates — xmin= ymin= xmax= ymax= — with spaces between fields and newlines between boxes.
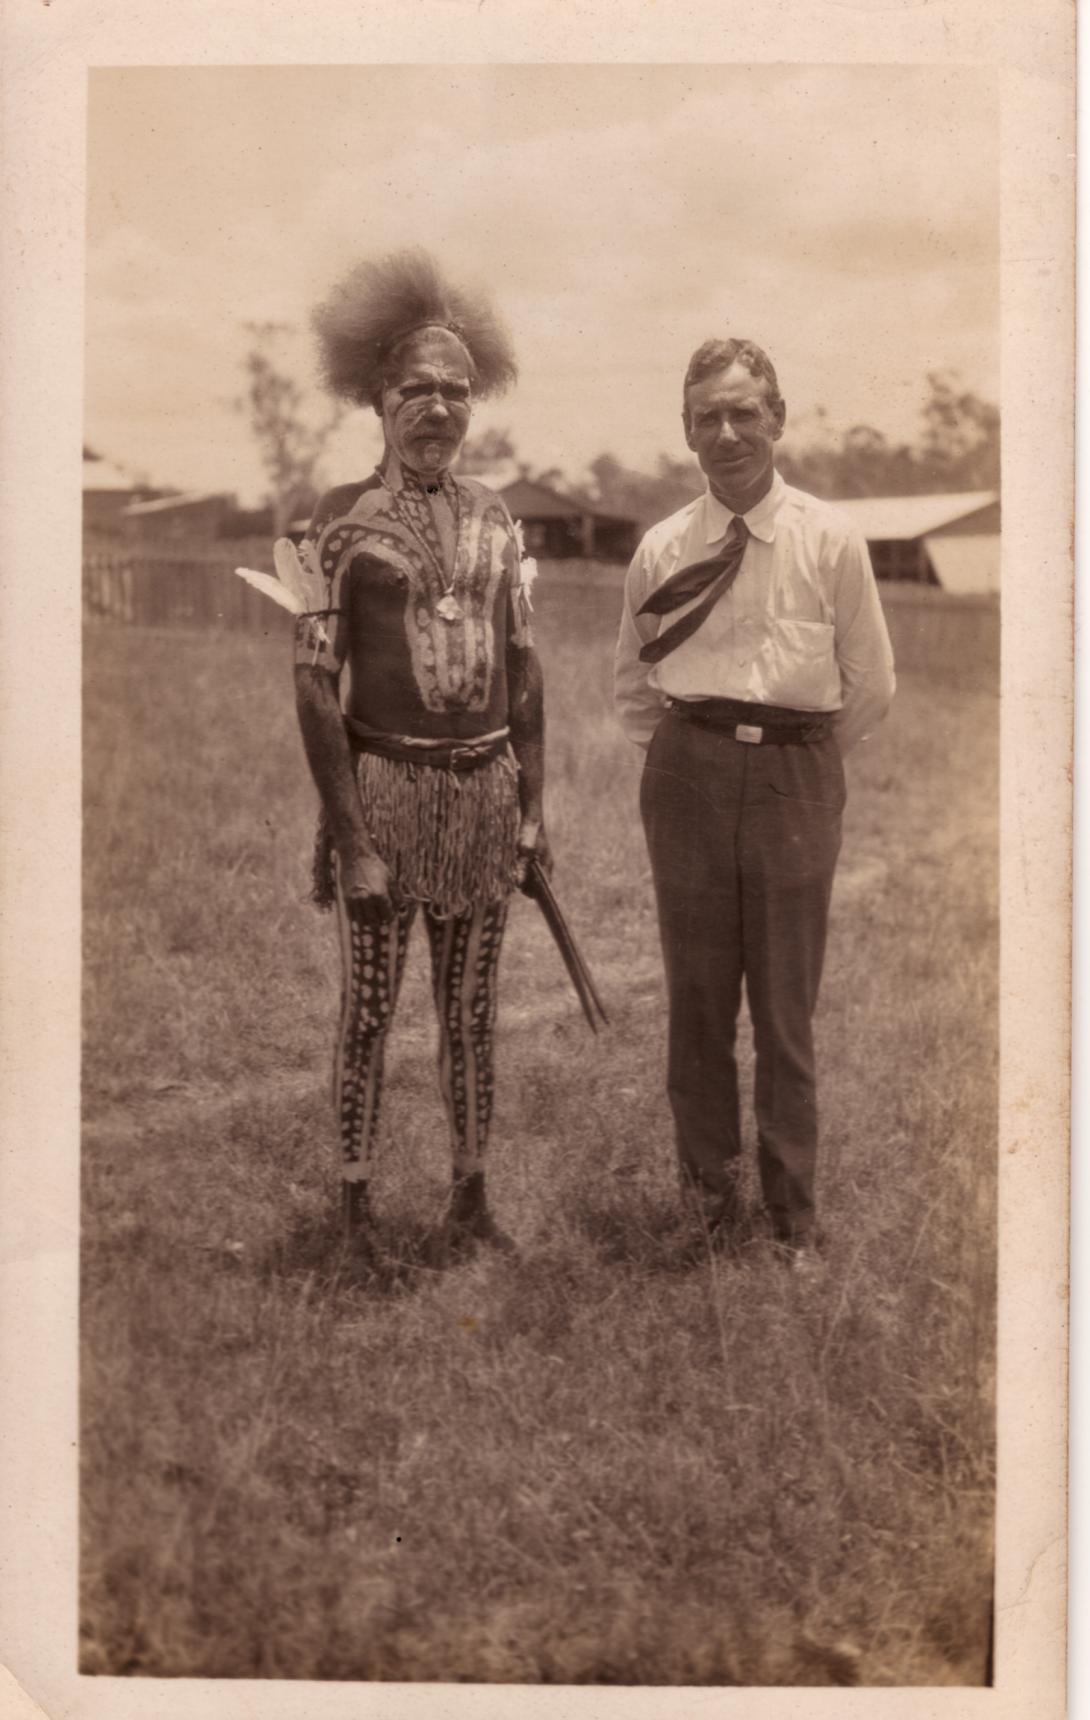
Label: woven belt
xmin=667 ymin=698 xmax=831 ymax=747
xmin=345 ymin=718 xmax=511 ymax=772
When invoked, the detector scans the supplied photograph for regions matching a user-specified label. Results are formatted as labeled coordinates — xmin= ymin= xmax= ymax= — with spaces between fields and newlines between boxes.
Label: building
xmin=122 ymin=491 xmax=234 ymax=542
xmin=82 ymin=447 xmax=155 ymax=533
xmin=499 ymin=478 xmax=638 ymax=564
xmin=831 ymin=491 xmax=999 ymax=595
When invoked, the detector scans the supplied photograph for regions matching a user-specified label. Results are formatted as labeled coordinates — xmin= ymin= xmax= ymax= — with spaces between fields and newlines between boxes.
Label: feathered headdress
xmin=311 ymin=248 xmax=518 ymax=409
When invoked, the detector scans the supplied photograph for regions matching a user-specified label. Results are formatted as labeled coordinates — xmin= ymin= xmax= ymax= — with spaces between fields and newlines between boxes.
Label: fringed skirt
xmin=312 ymin=749 xmax=520 ymax=918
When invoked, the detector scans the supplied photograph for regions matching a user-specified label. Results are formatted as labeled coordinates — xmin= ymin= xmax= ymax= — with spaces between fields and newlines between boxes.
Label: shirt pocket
xmin=764 ymin=618 xmax=838 ymax=709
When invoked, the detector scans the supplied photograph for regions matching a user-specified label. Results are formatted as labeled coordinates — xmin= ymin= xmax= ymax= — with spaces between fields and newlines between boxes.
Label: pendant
xmin=435 ymin=592 xmax=464 ymax=623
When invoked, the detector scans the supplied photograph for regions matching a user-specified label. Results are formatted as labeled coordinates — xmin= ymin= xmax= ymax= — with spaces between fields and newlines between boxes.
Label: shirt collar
xmin=703 ymin=469 xmax=784 ymax=545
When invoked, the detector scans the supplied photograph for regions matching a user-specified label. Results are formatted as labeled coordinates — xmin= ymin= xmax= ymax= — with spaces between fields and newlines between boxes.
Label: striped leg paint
xmin=425 ymin=899 xmax=508 ymax=1178
xmin=333 ymin=884 xmax=414 ymax=1183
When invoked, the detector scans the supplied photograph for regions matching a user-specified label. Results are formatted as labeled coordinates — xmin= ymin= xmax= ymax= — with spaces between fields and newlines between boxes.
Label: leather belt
xmin=666 ymin=698 xmax=831 ymax=747
xmin=345 ymin=718 xmax=511 ymax=772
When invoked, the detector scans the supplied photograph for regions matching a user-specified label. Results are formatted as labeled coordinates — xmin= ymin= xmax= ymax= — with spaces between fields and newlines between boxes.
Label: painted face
xmin=380 ymin=330 xmax=473 ymax=478
xmin=683 ymin=360 xmax=785 ymax=510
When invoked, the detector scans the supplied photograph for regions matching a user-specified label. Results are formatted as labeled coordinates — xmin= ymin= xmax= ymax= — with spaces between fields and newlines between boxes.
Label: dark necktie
xmin=637 ymin=515 xmax=750 ymax=665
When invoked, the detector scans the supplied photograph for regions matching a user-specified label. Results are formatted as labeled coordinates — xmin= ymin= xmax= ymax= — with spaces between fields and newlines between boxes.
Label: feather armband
xmin=233 ymin=538 xmax=334 ymax=660
xmin=511 ymin=519 xmax=538 ymax=645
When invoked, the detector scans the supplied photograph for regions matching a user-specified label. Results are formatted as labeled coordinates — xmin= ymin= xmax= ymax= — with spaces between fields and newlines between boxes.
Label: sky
xmin=85 ymin=64 xmax=998 ymax=506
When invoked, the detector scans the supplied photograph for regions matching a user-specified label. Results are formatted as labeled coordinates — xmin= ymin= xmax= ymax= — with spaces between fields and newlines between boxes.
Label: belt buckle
xmin=735 ymin=723 xmax=764 ymax=745
xmin=449 ymin=744 xmax=472 ymax=768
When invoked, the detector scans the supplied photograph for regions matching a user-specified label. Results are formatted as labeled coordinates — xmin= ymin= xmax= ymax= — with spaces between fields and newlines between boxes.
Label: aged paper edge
xmin=0 ymin=4 xmax=1073 ymax=1717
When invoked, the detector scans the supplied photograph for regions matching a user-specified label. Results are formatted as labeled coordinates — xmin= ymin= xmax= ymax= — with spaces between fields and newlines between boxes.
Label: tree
xmin=457 ymin=427 xmax=516 ymax=475
xmin=778 ymin=374 xmax=1000 ymax=499
xmin=916 ymin=370 xmax=1000 ymax=490
xmin=588 ymin=451 xmax=702 ymax=527
xmin=238 ymin=322 xmax=346 ymax=534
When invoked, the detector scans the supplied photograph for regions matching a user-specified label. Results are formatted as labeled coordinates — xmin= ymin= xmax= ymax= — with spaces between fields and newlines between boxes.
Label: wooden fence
xmin=872 ymin=582 xmax=998 ymax=692
xmin=83 ymin=538 xmax=290 ymax=633
xmin=83 ymin=539 xmax=998 ymax=692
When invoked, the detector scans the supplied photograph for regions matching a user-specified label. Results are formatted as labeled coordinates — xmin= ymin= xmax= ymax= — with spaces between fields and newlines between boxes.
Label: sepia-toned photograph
xmin=76 ymin=62 xmax=1006 ymax=1688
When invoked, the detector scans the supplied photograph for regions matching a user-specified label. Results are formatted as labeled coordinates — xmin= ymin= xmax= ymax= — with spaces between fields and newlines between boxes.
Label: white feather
xmin=233 ymin=565 xmax=306 ymax=614
xmin=235 ymin=548 xmax=333 ymax=651
xmin=512 ymin=520 xmax=537 ymax=609
xmin=274 ymin=536 xmax=328 ymax=611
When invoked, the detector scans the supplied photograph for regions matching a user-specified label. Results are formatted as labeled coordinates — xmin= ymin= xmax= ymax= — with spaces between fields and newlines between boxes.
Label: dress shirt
xmin=614 ymin=471 xmax=895 ymax=753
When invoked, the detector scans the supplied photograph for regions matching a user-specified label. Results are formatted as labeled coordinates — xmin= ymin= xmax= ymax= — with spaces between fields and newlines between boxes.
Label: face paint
xmin=380 ymin=330 xmax=473 ymax=478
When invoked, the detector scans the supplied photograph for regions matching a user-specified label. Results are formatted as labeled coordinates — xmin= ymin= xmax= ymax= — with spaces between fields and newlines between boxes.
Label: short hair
xmin=683 ymin=338 xmax=783 ymax=418
xmin=312 ymin=248 xmax=518 ymax=411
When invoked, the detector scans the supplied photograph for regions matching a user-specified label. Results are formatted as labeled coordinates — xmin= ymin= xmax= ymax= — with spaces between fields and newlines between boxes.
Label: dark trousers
xmin=639 ymin=708 xmax=845 ymax=1241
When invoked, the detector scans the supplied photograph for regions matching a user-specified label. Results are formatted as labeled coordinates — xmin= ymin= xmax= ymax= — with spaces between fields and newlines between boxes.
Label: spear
xmin=522 ymin=856 xmax=609 ymax=1034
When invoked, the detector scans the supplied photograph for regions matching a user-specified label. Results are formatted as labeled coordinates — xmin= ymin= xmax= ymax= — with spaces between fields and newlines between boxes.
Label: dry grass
xmin=81 ymin=571 xmax=997 ymax=1684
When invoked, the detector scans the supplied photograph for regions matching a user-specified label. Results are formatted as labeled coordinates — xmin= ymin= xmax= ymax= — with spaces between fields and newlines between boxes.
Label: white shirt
xmin=614 ymin=471 xmax=896 ymax=753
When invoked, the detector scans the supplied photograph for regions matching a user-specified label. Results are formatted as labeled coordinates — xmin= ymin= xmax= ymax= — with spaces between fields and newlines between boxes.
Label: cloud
xmin=85 ymin=65 xmax=997 ymax=494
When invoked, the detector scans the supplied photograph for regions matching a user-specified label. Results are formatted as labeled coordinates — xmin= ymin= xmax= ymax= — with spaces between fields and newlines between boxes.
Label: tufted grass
xmin=80 ymin=569 xmax=997 ymax=1683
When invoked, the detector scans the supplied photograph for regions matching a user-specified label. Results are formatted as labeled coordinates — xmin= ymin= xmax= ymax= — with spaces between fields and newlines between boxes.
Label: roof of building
xmin=499 ymin=477 xmax=632 ymax=525
xmin=82 ymin=455 xmax=140 ymax=493
xmin=925 ymin=534 xmax=999 ymax=597
xmin=499 ymin=478 xmax=590 ymax=519
xmin=123 ymin=491 xmax=227 ymax=516
xmin=829 ymin=490 xmax=998 ymax=541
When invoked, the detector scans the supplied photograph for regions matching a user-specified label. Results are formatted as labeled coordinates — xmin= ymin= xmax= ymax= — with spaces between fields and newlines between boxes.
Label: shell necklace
xmin=381 ymin=468 xmax=465 ymax=623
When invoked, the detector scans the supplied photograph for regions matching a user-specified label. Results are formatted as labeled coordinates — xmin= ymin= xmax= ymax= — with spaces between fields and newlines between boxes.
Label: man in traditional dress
xmin=614 ymin=338 xmax=895 ymax=1272
xmin=294 ymin=250 xmax=548 ymax=1264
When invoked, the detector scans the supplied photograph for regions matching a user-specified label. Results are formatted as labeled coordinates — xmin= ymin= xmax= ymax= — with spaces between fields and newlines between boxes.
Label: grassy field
xmin=81 ymin=571 xmax=998 ymax=1685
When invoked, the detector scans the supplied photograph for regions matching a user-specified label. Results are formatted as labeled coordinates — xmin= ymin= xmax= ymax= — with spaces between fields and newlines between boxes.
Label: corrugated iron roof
xmin=500 ymin=478 xmax=587 ymax=520
xmin=82 ymin=456 xmax=139 ymax=493
xmin=499 ymin=478 xmax=632 ymax=525
xmin=123 ymin=491 xmax=226 ymax=516
xmin=829 ymin=491 xmax=998 ymax=540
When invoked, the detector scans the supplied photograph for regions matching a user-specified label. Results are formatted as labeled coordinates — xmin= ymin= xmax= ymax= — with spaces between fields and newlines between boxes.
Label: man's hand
xmin=514 ymin=816 xmax=553 ymax=892
xmin=340 ymin=851 xmax=399 ymax=925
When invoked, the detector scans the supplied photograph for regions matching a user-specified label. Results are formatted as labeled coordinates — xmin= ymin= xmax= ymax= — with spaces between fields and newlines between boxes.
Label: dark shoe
xmin=777 ymin=1238 xmax=825 ymax=1282
xmin=789 ymin=1248 xmax=825 ymax=1282
xmin=444 ymin=1172 xmax=517 ymax=1258
xmin=679 ymin=1172 xmax=743 ymax=1255
xmin=341 ymin=1180 xmax=379 ymax=1268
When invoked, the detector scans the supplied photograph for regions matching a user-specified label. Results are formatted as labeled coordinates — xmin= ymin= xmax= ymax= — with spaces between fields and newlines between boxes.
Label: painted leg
xmin=426 ymin=899 xmax=514 ymax=1254
xmin=333 ymin=878 xmax=413 ymax=1247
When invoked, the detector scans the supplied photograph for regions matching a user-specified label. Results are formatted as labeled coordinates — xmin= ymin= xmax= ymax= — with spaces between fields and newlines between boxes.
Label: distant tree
xmin=588 ymin=451 xmax=702 ymax=527
xmin=457 ymin=427 xmax=516 ymax=474
xmin=916 ymin=370 xmax=1000 ymax=490
xmin=779 ymin=374 xmax=999 ymax=499
xmin=841 ymin=424 xmax=891 ymax=484
xmin=437 ymin=371 xmax=1001 ymax=527
xmin=238 ymin=322 xmax=346 ymax=534
xmin=587 ymin=452 xmax=624 ymax=500
xmin=656 ymin=452 xmax=704 ymax=491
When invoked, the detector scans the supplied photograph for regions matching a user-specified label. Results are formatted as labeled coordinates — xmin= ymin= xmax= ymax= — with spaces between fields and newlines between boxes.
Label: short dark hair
xmin=683 ymin=338 xmax=783 ymax=418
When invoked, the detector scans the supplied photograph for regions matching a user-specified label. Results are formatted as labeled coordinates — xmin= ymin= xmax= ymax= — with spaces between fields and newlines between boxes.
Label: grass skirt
xmin=312 ymin=750 xmax=520 ymax=917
